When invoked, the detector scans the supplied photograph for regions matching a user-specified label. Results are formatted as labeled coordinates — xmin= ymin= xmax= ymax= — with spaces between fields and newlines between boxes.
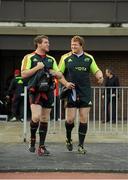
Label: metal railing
xmin=90 ymin=87 xmax=128 ymax=134
xmin=22 ymin=86 xmax=128 ymax=141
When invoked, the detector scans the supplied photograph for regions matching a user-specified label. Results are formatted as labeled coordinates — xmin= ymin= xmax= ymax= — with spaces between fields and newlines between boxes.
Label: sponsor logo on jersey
xmin=75 ymin=67 xmax=87 ymax=71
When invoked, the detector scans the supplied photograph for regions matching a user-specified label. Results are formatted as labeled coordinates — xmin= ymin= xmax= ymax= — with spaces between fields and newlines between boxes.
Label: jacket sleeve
xmin=28 ymin=71 xmax=40 ymax=93
xmin=115 ymin=76 xmax=120 ymax=87
xmin=28 ymin=72 xmax=39 ymax=104
xmin=7 ymin=78 xmax=16 ymax=96
xmin=113 ymin=76 xmax=120 ymax=96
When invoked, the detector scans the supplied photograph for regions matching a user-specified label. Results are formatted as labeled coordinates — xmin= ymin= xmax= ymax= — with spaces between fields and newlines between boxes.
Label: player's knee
xmin=67 ymin=117 xmax=75 ymax=124
xmin=80 ymin=119 xmax=88 ymax=123
xmin=40 ymin=116 xmax=49 ymax=123
xmin=32 ymin=114 xmax=40 ymax=122
xmin=80 ymin=115 xmax=88 ymax=123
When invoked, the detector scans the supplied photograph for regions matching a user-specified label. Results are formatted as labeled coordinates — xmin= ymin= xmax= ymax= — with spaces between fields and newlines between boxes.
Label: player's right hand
xmin=65 ymin=82 xmax=75 ymax=89
xmin=36 ymin=62 xmax=44 ymax=70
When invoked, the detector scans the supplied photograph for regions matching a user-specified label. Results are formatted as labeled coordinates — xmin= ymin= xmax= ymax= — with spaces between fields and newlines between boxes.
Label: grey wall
xmin=0 ymin=35 xmax=128 ymax=51
xmin=0 ymin=1 xmax=128 ymax=51
xmin=0 ymin=0 xmax=128 ymax=23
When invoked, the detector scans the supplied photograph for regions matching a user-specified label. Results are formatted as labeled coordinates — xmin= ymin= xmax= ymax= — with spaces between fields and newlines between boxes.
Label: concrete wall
xmin=1 ymin=33 xmax=128 ymax=51
xmin=0 ymin=0 xmax=128 ymax=24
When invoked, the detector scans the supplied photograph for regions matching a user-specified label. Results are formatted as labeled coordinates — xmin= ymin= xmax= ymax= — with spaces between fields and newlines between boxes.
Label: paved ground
xmin=0 ymin=121 xmax=128 ymax=174
xmin=0 ymin=142 xmax=128 ymax=172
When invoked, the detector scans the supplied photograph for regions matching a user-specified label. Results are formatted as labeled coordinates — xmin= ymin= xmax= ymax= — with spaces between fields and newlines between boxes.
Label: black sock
xmin=65 ymin=121 xmax=74 ymax=142
xmin=39 ymin=122 xmax=48 ymax=147
xmin=78 ymin=123 xmax=87 ymax=146
xmin=30 ymin=121 xmax=39 ymax=147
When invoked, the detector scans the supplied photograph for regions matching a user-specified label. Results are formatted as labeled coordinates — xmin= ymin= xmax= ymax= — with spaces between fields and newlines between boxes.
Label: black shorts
xmin=29 ymin=91 xmax=54 ymax=108
xmin=67 ymin=96 xmax=92 ymax=108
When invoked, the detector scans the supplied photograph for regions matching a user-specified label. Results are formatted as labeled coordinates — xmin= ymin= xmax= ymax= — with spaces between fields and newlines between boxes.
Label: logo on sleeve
xmin=84 ymin=57 xmax=90 ymax=62
xmin=18 ymin=80 xmax=23 ymax=84
xmin=88 ymin=101 xmax=92 ymax=105
xmin=68 ymin=59 xmax=73 ymax=63
xmin=33 ymin=58 xmax=38 ymax=62
xmin=48 ymin=59 xmax=53 ymax=62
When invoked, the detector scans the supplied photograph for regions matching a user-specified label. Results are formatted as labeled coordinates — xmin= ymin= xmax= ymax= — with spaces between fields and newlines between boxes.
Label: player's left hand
xmin=49 ymin=70 xmax=62 ymax=79
xmin=97 ymin=77 xmax=104 ymax=84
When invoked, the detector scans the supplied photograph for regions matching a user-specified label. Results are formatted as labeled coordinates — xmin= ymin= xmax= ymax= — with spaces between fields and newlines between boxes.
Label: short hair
xmin=34 ymin=35 xmax=48 ymax=48
xmin=71 ymin=35 xmax=85 ymax=50
xmin=106 ymin=67 xmax=114 ymax=75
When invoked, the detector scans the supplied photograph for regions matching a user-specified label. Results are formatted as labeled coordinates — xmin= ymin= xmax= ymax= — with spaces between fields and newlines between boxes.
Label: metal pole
xmin=59 ymin=98 xmax=62 ymax=132
xmin=127 ymin=88 xmax=128 ymax=134
xmin=121 ymin=88 xmax=124 ymax=132
xmin=104 ymin=88 xmax=107 ymax=132
xmin=53 ymin=95 xmax=56 ymax=133
xmin=88 ymin=110 xmax=90 ymax=131
xmin=93 ymin=88 xmax=96 ymax=132
xmin=23 ymin=86 xmax=27 ymax=142
xmin=116 ymin=88 xmax=118 ymax=132
xmin=98 ymin=88 xmax=101 ymax=132
xmin=110 ymin=88 xmax=112 ymax=132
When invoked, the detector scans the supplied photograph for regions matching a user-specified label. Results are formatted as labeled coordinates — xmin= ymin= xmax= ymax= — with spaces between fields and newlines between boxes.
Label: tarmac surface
xmin=0 ymin=142 xmax=128 ymax=172
xmin=0 ymin=121 xmax=128 ymax=173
